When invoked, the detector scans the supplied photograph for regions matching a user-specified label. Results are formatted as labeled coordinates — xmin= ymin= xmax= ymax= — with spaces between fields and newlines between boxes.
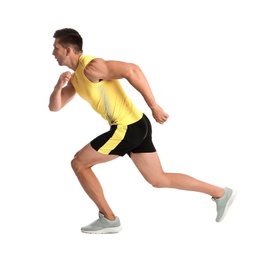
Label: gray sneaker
xmin=81 ymin=212 xmax=122 ymax=234
xmin=212 ymin=187 xmax=237 ymax=222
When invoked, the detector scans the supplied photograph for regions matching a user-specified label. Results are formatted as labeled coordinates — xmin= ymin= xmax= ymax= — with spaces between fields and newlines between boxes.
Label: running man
xmin=49 ymin=28 xmax=236 ymax=234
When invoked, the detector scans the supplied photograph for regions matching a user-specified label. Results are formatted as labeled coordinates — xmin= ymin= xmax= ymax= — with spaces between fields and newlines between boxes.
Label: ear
xmin=66 ymin=47 xmax=71 ymax=56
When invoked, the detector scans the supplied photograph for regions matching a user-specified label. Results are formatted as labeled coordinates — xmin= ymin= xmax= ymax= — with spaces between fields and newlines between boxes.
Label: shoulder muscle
xmin=84 ymin=58 xmax=137 ymax=82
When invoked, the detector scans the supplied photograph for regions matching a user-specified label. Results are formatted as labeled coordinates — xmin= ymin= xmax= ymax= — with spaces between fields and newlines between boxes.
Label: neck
xmin=67 ymin=53 xmax=82 ymax=71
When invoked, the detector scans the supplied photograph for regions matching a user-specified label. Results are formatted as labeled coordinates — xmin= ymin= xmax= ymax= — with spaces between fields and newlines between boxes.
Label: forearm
xmin=127 ymin=64 xmax=169 ymax=124
xmin=49 ymin=71 xmax=74 ymax=111
xmin=48 ymin=85 xmax=63 ymax=111
xmin=127 ymin=65 xmax=158 ymax=109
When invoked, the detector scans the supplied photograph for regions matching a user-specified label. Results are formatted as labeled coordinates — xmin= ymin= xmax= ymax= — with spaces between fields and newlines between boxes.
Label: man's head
xmin=52 ymin=28 xmax=83 ymax=66
xmin=53 ymin=28 xmax=83 ymax=53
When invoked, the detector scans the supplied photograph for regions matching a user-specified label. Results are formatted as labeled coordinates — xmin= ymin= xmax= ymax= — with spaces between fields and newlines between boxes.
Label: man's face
xmin=52 ymin=38 xmax=67 ymax=66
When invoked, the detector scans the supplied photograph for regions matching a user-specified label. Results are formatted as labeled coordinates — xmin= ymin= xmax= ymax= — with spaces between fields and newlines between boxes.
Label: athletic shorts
xmin=91 ymin=114 xmax=156 ymax=156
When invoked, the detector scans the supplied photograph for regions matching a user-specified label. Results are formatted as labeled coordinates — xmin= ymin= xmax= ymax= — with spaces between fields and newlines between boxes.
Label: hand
xmin=151 ymin=105 xmax=169 ymax=124
xmin=57 ymin=71 xmax=72 ymax=87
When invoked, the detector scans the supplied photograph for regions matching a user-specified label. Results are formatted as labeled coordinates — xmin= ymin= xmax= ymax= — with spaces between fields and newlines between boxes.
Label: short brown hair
xmin=53 ymin=28 xmax=83 ymax=53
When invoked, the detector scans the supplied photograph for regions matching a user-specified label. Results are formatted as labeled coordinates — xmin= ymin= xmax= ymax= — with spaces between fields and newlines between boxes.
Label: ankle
xmin=214 ymin=188 xmax=225 ymax=199
xmin=100 ymin=211 xmax=116 ymax=221
xmin=105 ymin=214 xmax=116 ymax=221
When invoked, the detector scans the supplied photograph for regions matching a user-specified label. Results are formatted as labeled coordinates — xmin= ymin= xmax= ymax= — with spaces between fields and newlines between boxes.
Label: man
xmin=49 ymin=28 xmax=236 ymax=234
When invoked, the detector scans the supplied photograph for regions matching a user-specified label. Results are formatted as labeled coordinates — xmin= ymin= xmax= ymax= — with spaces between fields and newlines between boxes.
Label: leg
xmin=130 ymin=151 xmax=224 ymax=198
xmin=71 ymin=143 xmax=118 ymax=220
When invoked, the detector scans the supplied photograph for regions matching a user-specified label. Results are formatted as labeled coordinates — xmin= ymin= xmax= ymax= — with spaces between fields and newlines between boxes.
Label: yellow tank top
xmin=70 ymin=55 xmax=142 ymax=125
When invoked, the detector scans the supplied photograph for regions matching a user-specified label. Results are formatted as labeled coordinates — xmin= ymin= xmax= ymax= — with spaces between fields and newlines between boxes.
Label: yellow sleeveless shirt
xmin=70 ymin=55 xmax=142 ymax=126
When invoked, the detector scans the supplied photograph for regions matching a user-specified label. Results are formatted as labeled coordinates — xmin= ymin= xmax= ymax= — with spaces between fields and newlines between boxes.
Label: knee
xmin=71 ymin=157 xmax=79 ymax=173
xmin=149 ymin=175 xmax=167 ymax=188
xmin=151 ymin=182 xmax=164 ymax=188
xmin=148 ymin=179 xmax=165 ymax=188
xmin=71 ymin=156 xmax=90 ymax=175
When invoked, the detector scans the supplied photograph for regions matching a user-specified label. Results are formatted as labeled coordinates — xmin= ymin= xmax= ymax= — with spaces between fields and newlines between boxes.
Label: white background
xmin=1 ymin=0 xmax=261 ymax=259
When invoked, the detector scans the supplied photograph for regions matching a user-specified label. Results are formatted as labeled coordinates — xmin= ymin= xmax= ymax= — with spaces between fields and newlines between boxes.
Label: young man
xmin=49 ymin=28 xmax=236 ymax=234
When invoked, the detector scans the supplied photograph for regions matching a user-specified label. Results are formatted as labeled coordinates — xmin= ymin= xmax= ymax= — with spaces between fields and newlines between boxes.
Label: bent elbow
xmin=130 ymin=63 xmax=141 ymax=74
xmin=48 ymin=104 xmax=60 ymax=112
xmin=126 ymin=63 xmax=142 ymax=80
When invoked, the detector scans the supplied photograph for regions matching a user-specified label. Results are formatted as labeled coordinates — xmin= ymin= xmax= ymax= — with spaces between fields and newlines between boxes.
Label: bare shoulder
xmin=85 ymin=57 xmax=138 ymax=81
xmin=86 ymin=58 xmax=106 ymax=69
xmin=83 ymin=58 xmax=104 ymax=82
xmin=88 ymin=58 xmax=135 ymax=70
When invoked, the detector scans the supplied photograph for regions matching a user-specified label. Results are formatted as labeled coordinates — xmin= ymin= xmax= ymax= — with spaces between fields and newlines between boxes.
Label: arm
xmin=48 ymin=71 xmax=76 ymax=111
xmin=84 ymin=58 xmax=169 ymax=124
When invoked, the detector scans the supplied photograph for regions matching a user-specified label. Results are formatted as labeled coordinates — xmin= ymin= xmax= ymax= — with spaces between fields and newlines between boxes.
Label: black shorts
xmin=91 ymin=114 xmax=156 ymax=156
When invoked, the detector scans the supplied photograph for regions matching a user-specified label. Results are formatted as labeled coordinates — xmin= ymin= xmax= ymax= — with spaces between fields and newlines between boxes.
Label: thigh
xmin=74 ymin=143 xmax=119 ymax=167
xmin=130 ymin=151 xmax=165 ymax=184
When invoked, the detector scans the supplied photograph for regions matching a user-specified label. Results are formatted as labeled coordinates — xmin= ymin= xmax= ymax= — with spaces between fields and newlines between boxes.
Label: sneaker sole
xmin=217 ymin=189 xmax=237 ymax=223
xmin=81 ymin=226 xmax=122 ymax=234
